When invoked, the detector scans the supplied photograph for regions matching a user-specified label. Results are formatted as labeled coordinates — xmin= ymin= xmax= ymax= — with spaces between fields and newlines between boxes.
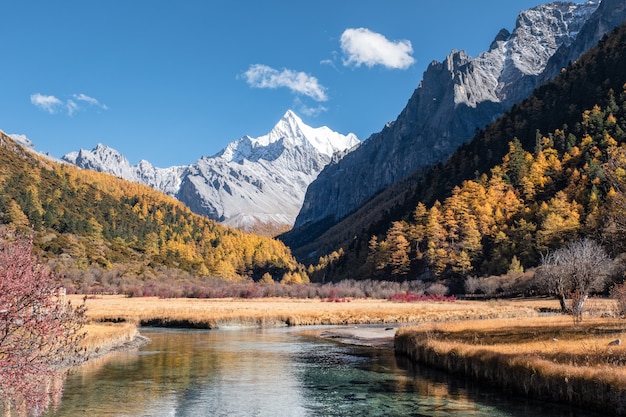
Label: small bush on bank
xmin=389 ymin=293 xmax=456 ymax=302
xmin=465 ymin=270 xmax=535 ymax=297
xmin=610 ymin=281 xmax=626 ymax=317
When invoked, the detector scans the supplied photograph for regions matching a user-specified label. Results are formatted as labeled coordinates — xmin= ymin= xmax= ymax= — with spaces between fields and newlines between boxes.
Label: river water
xmin=42 ymin=327 xmax=601 ymax=417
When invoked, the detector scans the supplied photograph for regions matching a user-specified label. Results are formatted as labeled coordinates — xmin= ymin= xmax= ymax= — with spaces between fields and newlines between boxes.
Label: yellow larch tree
xmin=537 ymin=191 xmax=582 ymax=249
xmin=385 ymin=221 xmax=411 ymax=277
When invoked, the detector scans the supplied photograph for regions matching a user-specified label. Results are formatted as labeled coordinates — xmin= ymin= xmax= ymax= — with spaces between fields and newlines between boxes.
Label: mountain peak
xmin=282 ymin=109 xmax=299 ymax=122
xmin=267 ymin=109 xmax=305 ymax=144
xmin=489 ymin=28 xmax=511 ymax=50
xmin=219 ymin=111 xmax=359 ymax=163
xmin=6 ymin=133 xmax=37 ymax=154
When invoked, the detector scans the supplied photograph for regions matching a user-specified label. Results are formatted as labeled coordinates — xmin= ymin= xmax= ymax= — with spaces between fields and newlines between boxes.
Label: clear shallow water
xmin=43 ymin=327 xmax=602 ymax=417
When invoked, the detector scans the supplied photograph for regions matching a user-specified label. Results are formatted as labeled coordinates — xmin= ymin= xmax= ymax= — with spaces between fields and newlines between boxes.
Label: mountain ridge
xmin=62 ymin=110 xmax=359 ymax=234
xmin=284 ymin=0 xmax=622 ymax=255
xmin=0 ymin=130 xmax=301 ymax=282
xmin=296 ymin=17 xmax=626 ymax=282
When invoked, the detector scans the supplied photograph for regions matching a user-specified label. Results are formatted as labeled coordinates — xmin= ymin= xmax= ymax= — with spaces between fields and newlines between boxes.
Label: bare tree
xmin=0 ymin=229 xmax=87 ymax=415
xmin=536 ymin=238 xmax=611 ymax=321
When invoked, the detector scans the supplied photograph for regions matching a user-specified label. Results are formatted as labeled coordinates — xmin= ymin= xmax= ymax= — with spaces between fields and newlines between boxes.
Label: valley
xmin=4 ymin=0 xmax=626 ymax=415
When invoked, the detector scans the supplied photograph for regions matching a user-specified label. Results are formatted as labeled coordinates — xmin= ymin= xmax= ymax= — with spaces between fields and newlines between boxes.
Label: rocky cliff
xmin=290 ymin=1 xmax=613 ymax=238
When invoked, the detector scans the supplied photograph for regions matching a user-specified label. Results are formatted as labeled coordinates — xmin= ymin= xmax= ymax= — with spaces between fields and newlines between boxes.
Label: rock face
xmin=63 ymin=144 xmax=185 ymax=196
xmin=539 ymin=0 xmax=626 ymax=84
xmin=62 ymin=111 xmax=359 ymax=233
xmin=292 ymin=1 xmax=611 ymax=232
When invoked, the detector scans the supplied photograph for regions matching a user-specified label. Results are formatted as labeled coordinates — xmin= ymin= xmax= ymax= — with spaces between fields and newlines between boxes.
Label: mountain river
xmin=42 ymin=326 xmax=602 ymax=417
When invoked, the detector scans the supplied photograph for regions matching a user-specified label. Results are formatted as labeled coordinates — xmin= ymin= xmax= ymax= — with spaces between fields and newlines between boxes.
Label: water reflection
xmin=296 ymin=340 xmax=586 ymax=417
xmin=0 ymin=371 xmax=65 ymax=417
xmin=40 ymin=327 xmax=602 ymax=417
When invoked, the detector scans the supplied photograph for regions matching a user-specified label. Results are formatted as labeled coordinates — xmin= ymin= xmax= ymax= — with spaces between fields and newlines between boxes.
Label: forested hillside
xmin=0 ymin=133 xmax=303 ymax=287
xmin=305 ymin=23 xmax=626 ymax=286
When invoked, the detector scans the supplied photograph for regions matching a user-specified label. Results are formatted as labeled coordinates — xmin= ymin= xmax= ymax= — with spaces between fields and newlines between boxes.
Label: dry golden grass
xmin=81 ymin=322 xmax=139 ymax=355
xmin=72 ymin=295 xmax=557 ymax=328
xmin=399 ymin=315 xmax=626 ymax=371
xmin=71 ymin=295 xmax=559 ymax=360
xmin=69 ymin=295 xmax=566 ymax=360
xmin=395 ymin=308 xmax=626 ymax=414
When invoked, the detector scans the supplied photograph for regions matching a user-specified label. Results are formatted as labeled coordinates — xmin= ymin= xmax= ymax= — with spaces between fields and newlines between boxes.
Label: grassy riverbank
xmin=75 ymin=295 xmax=550 ymax=357
xmin=395 ymin=311 xmax=626 ymax=415
xmin=81 ymin=322 xmax=146 ymax=358
xmin=75 ymin=295 xmax=551 ymax=328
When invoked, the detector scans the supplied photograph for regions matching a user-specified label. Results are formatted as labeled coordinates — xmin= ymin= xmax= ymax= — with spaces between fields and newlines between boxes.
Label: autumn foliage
xmin=296 ymin=25 xmax=626 ymax=287
xmin=361 ymin=90 xmax=626 ymax=286
xmin=0 ymin=133 xmax=301 ymax=284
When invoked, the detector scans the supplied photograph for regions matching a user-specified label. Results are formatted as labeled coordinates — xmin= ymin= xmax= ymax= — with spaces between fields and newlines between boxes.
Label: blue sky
xmin=0 ymin=1 xmax=580 ymax=167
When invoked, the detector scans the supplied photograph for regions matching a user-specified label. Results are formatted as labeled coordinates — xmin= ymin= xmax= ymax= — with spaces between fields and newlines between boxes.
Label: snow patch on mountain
xmin=63 ymin=144 xmax=185 ymax=196
xmin=8 ymin=134 xmax=35 ymax=151
xmin=452 ymin=1 xmax=599 ymax=108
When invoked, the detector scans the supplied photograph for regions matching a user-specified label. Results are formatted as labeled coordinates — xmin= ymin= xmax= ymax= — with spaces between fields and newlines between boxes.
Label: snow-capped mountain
xmin=291 ymin=1 xmax=605 ymax=233
xmin=62 ymin=145 xmax=185 ymax=196
xmin=62 ymin=110 xmax=359 ymax=233
xmin=8 ymin=134 xmax=36 ymax=152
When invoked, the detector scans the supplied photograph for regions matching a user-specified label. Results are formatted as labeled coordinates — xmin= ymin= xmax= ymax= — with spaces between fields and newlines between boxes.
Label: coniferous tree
xmin=386 ymin=222 xmax=411 ymax=277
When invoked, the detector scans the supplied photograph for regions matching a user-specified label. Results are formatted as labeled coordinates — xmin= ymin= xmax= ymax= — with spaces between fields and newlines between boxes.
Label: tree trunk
xmin=572 ymin=293 xmax=588 ymax=322
xmin=576 ymin=296 xmax=587 ymax=314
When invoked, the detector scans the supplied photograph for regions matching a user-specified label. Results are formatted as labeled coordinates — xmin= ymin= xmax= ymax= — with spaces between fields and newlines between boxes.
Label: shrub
xmin=388 ymin=292 xmax=456 ymax=302
xmin=426 ymin=283 xmax=449 ymax=296
xmin=610 ymin=282 xmax=626 ymax=317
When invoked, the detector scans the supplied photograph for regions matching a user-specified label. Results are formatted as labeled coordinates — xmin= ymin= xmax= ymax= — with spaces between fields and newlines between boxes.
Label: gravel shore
xmin=316 ymin=325 xmax=398 ymax=348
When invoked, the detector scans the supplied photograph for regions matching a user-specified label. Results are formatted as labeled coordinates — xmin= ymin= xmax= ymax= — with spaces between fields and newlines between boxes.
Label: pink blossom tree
xmin=0 ymin=228 xmax=87 ymax=415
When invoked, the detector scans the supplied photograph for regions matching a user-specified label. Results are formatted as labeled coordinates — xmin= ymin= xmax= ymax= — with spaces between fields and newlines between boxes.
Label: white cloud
xmin=30 ymin=93 xmax=63 ymax=114
xmin=293 ymin=97 xmax=328 ymax=117
xmin=340 ymin=28 xmax=414 ymax=69
xmin=74 ymin=93 xmax=108 ymax=110
xmin=242 ymin=64 xmax=328 ymax=102
xmin=31 ymin=92 xmax=108 ymax=115
xmin=320 ymin=51 xmax=340 ymax=70
xmin=299 ymin=104 xmax=327 ymax=117
xmin=66 ymin=99 xmax=79 ymax=116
